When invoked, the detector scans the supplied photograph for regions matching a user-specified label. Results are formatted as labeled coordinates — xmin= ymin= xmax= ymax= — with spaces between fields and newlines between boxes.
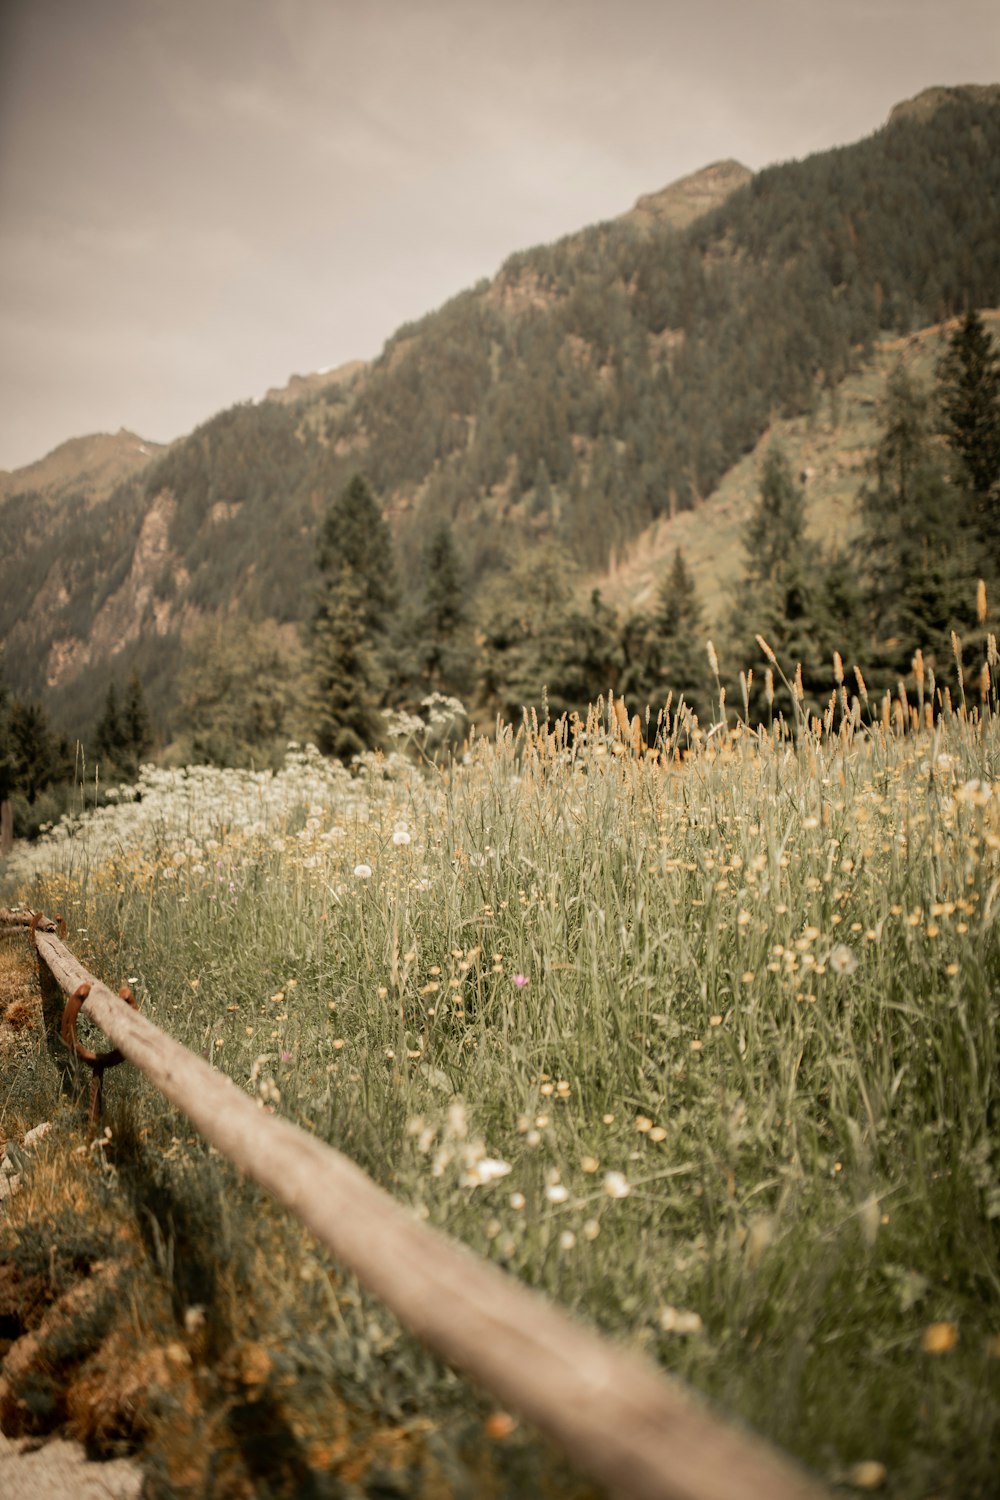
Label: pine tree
xmin=619 ymin=550 xmax=709 ymax=719
xmin=652 ymin=548 xmax=710 ymax=718
xmin=316 ymin=473 xmax=396 ymax=636
xmin=95 ymin=682 xmax=123 ymax=762
xmin=122 ymin=672 xmax=153 ymax=768
xmin=731 ymin=446 xmax=831 ymax=717
xmin=8 ymin=700 xmax=59 ymax=805
xmin=476 ymin=542 xmax=582 ymax=722
xmin=544 ymin=589 xmax=620 ymax=716
xmin=936 ymin=310 xmax=1000 ymax=557
xmin=310 ymin=474 xmax=397 ymax=757
xmin=417 ymin=521 xmax=474 ymax=696
xmin=859 ymin=364 xmax=972 ymax=678
xmin=94 ymin=674 xmax=152 ymax=776
xmin=310 ymin=571 xmax=384 ymax=759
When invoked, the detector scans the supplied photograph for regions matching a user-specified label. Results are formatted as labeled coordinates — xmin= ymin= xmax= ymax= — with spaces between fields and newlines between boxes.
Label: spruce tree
xmin=310 ymin=571 xmax=384 ymax=759
xmin=8 ymin=700 xmax=59 ymax=805
xmin=95 ymin=682 xmax=123 ymax=762
xmin=417 ymin=521 xmax=474 ymax=696
xmin=544 ymin=589 xmax=620 ymax=717
xmin=310 ymin=474 xmax=396 ymax=757
xmin=316 ymin=473 xmax=396 ymax=636
xmin=936 ymin=310 xmax=1000 ymax=556
xmin=653 ymin=548 xmax=710 ymax=719
xmin=122 ymin=672 xmax=153 ymax=770
xmin=731 ymin=446 xmax=831 ymax=717
xmin=859 ymin=364 xmax=972 ymax=678
xmin=476 ymin=542 xmax=583 ymax=722
xmin=619 ymin=550 xmax=709 ymax=719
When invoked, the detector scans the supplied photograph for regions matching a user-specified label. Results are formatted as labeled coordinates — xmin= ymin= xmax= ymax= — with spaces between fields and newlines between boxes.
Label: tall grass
xmin=3 ymin=679 xmax=1000 ymax=1496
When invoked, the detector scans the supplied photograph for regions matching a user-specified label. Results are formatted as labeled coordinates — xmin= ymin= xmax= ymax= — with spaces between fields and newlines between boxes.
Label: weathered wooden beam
xmin=35 ymin=927 xmax=828 ymax=1500
xmin=0 ymin=909 xmax=59 ymax=933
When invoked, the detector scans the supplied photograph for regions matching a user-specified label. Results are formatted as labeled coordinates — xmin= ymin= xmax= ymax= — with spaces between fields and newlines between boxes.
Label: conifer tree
xmin=936 ymin=310 xmax=1000 ymax=555
xmin=7 ymin=700 xmax=59 ymax=805
xmin=310 ymin=474 xmax=396 ymax=757
xmin=122 ymin=672 xmax=153 ymax=768
xmin=94 ymin=682 xmax=122 ymax=762
xmin=652 ymin=548 xmax=710 ymax=716
xmin=859 ymin=364 xmax=972 ymax=677
xmin=620 ymin=549 xmax=709 ymax=718
xmin=417 ymin=521 xmax=474 ymax=696
xmin=544 ymin=588 xmax=620 ymax=717
xmin=94 ymin=674 xmax=153 ymax=775
xmin=310 ymin=571 xmax=384 ymax=759
xmin=316 ymin=473 xmax=396 ymax=636
xmin=731 ymin=446 xmax=832 ymax=717
xmin=476 ymin=542 xmax=586 ymax=721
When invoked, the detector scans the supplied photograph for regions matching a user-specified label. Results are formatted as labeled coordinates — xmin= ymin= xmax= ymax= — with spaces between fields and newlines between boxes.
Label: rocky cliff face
xmin=43 ymin=491 xmax=193 ymax=689
xmin=625 ymin=160 xmax=752 ymax=233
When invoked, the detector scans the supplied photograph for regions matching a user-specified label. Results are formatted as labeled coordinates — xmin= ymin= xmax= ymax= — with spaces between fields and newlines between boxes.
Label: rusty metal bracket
xmin=60 ymin=981 xmax=138 ymax=1135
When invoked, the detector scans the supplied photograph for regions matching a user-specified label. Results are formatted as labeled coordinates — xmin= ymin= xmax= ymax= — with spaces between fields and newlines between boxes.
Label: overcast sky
xmin=0 ymin=0 xmax=997 ymax=472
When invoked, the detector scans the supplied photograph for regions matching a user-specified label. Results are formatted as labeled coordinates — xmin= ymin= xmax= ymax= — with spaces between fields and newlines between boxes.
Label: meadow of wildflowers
xmin=3 ymin=683 xmax=1000 ymax=1497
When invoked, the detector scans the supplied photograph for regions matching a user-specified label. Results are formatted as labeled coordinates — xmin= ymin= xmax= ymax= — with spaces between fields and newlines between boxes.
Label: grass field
xmin=2 ymin=671 xmax=1000 ymax=1497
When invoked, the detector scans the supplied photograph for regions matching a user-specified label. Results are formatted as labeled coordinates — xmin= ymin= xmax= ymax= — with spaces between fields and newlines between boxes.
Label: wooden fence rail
xmin=16 ymin=921 xmax=827 ymax=1500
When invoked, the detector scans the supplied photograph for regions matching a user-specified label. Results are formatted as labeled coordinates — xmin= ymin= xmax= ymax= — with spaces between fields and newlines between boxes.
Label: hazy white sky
xmin=0 ymin=0 xmax=997 ymax=471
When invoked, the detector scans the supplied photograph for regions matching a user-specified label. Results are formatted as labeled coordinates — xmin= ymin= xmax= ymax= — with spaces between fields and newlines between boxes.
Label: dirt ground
xmin=1 ymin=937 xmax=145 ymax=1497
xmin=0 ymin=1427 xmax=142 ymax=1499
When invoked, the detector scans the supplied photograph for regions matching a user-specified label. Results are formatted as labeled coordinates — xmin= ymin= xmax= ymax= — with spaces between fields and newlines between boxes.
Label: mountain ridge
xmin=2 ymin=83 xmax=999 ymax=736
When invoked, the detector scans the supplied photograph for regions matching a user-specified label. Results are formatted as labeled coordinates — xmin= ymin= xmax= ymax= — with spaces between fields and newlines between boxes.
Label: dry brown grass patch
xmin=0 ymin=943 xmax=38 ymax=1028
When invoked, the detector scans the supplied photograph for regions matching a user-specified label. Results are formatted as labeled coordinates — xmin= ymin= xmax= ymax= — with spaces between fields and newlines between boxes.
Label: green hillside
xmin=597 ymin=313 xmax=1000 ymax=626
xmin=1 ymin=84 xmax=999 ymax=742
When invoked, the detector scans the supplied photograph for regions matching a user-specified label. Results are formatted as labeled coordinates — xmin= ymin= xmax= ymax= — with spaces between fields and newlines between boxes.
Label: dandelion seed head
xmin=828 ymin=943 xmax=859 ymax=976
xmin=603 ymin=1170 xmax=630 ymax=1199
xmin=464 ymin=1158 xmax=512 ymax=1187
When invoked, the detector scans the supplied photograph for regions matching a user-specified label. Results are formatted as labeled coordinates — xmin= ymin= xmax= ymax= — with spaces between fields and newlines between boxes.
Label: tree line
xmin=299 ymin=308 xmax=1000 ymax=754
xmin=2 ymin=308 xmax=997 ymax=842
xmin=0 ymin=666 xmax=152 ymax=840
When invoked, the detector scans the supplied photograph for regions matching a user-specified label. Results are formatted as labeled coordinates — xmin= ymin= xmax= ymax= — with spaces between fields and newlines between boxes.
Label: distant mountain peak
xmin=264 ymin=360 xmax=367 ymax=406
xmin=0 ymin=427 xmax=162 ymax=505
xmin=624 ymin=159 xmax=752 ymax=232
xmin=887 ymin=83 xmax=1000 ymax=127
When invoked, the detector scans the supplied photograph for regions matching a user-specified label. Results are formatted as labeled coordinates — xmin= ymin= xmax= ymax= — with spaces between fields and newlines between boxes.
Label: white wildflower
xmin=828 ymin=943 xmax=859 ymax=977
xmin=463 ymin=1158 xmax=512 ymax=1187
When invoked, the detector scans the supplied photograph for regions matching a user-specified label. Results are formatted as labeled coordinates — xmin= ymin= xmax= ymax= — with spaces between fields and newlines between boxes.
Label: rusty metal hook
xmin=60 ymin=982 xmax=138 ymax=1135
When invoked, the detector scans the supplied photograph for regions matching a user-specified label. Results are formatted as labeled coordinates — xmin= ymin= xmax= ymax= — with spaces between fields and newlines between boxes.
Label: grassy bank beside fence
xmin=3 ymin=692 xmax=999 ymax=1497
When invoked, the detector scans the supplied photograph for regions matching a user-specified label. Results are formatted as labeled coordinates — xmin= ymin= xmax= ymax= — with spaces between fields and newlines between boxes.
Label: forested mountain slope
xmin=1 ymin=84 xmax=998 ymax=733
